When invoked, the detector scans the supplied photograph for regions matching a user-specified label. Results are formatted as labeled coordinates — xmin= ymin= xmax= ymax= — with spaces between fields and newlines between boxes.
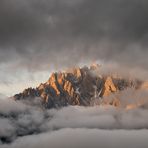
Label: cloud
xmin=103 ymin=88 xmax=148 ymax=108
xmin=0 ymin=93 xmax=7 ymax=99
xmin=0 ymin=0 xmax=148 ymax=71
xmin=1 ymin=0 xmax=148 ymax=95
xmin=0 ymin=98 xmax=47 ymax=143
xmin=2 ymin=129 xmax=148 ymax=148
xmin=46 ymin=105 xmax=148 ymax=130
xmin=1 ymin=88 xmax=148 ymax=147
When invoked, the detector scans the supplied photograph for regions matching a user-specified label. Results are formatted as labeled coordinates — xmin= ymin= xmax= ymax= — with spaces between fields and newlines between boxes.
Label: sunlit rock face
xmin=141 ymin=81 xmax=148 ymax=89
xmin=101 ymin=77 xmax=117 ymax=96
xmin=14 ymin=65 xmax=144 ymax=109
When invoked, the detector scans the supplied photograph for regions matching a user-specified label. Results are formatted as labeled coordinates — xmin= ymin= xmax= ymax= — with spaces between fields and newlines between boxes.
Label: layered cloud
xmin=2 ymin=129 xmax=148 ymax=148
xmin=1 ymin=89 xmax=148 ymax=147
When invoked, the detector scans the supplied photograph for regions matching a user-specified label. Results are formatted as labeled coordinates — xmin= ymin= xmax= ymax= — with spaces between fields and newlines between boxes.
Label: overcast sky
xmin=0 ymin=0 xmax=148 ymax=96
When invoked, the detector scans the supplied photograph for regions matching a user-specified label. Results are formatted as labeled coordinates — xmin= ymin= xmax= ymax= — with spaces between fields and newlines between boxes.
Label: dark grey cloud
xmin=0 ymin=0 xmax=148 ymax=70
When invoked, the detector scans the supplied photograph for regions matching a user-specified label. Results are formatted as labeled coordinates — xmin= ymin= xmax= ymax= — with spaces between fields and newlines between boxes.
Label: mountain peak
xmin=14 ymin=65 xmax=145 ymax=108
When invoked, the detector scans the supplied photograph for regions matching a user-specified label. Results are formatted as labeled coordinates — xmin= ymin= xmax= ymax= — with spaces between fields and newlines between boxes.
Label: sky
xmin=1 ymin=0 xmax=148 ymax=96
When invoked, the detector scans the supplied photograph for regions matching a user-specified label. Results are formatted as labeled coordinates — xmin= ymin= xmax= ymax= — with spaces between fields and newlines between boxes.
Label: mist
xmin=1 ymin=87 xmax=148 ymax=147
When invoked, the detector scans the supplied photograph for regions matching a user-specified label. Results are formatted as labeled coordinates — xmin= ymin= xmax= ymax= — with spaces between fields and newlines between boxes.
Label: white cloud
xmin=2 ymin=128 xmax=148 ymax=148
xmin=1 ymin=95 xmax=148 ymax=147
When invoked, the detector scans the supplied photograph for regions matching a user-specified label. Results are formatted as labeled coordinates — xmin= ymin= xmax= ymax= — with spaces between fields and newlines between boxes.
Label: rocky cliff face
xmin=14 ymin=65 xmax=143 ymax=108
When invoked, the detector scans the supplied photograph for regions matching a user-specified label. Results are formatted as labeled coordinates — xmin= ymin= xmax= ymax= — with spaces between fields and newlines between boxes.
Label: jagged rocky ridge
xmin=14 ymin=64 xmax=144 ymax=108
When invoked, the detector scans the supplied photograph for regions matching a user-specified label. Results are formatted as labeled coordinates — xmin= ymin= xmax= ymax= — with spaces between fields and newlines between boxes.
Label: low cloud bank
xmin=2 ymin=128 xmax=148 ymax=148
xmin=0 ymin=93 xmax=148 ymax=147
